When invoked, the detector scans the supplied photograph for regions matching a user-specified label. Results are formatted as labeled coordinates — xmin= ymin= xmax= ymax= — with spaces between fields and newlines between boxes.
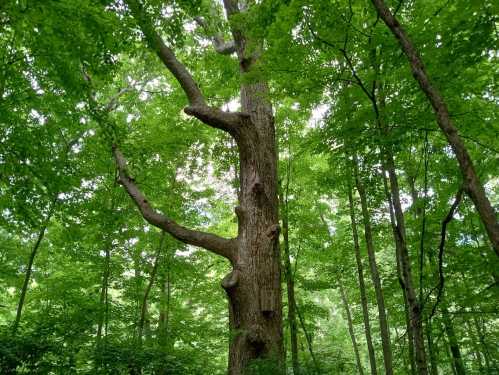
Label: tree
xmin=112 ymin=1 xmax=283 ymax=372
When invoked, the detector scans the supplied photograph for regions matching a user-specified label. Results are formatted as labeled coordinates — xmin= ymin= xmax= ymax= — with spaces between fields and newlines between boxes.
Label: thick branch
xmin=124 ymin=0 xmax=245 ymax=133
xmin=113 ymin=146 xmax=236 ymax=261
xmin=125 ymin=0 xmax=204 ymax=106
xmin=184 ymin=105 xmax=248 ymax=135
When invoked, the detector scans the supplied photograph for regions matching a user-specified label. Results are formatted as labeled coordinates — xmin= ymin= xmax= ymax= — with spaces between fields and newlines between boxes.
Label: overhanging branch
xmin=113 ymin=146 xmax=237 ymax=261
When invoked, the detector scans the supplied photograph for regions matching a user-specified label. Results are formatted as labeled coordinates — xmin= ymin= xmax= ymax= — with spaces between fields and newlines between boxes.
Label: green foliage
xmin=1 ymin=0 xmax=498 ymax=374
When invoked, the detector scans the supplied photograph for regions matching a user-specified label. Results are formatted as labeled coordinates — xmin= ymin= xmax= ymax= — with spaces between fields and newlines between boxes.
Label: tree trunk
xmin=280 ymin=180 xmax=299 ymax=374
xmin=370 ymin=0 xmax=499 ymax=257
xmin=353 ymin=156 xmax=393 ymax=375
xmin=347 ymin=179 xmax=378 ymax=375
xmin=296 ymin=303 xmax=320 ymax=374
xmin=382 ymin=170 xmax=417 ymax=375
xmin=464 ymin=319 xmax=483 ymax=373
xmin=442 ymin=307 xmax=466 ymax=375
xmin=473 ymin=316 xmax=492 ymax=372
xmin=138 ymin=232 xmax=164 ymax=343
xmin=425 ymin=322 xmax=438 ymax=375
xmin=96 ymin=245 xmax=111 ymax=344
xmin=119 ymin=2 xmax=284 ymax=373
xmin=339 ymin=281 xmax=364 ymax=375
xmin=383 ymin=154 xmax=428 ymax=375
xmin=12 ymin=200 xmax=56 ymax=334
xmin=158 ymin=246 xmax=172 ymax=350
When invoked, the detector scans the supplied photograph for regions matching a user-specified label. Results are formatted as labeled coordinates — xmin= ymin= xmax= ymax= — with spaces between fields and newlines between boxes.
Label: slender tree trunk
xmin=442 ymin=307 xmax=466 ymax=375
xmin=12 ymin=201 xmax=56 ymax=334
xmin=280 ymin=186 xmax=299 ymax=374
xmin=425 ymin=322 xmax=438 ymax=375
xmin=158 ymin=246 xmax=172 ymax=350
xmin=370 ymin=0 xmax=499 ymax=256
xmin=296 ymin=303 xmax=320 ymax=374
xmin=464 ymin=319 xmax=483 ymax=373
xmin=382 ymin=174 xmax=417 ymax=375
xmin=339 ymin=281 xmax=364 ymax=375
xmin=353 ymin=156 xmax=393 ymax=375
xmin=383 ymin=154 xmax=428 ymax=375
xmin=96 ymin=246 xmax=111 ymax=343
xmin=442 ymin=330 xmax=458 ymax=375
xmin=383 ymin=170 xmax=416 ymax=375
xmin=138 ymin=232 xmax=165 ymax=343
xmin=347 ymin=179 xmax=378 ymax=375
xmin=473 ymin=316 xmax=492 ymax=372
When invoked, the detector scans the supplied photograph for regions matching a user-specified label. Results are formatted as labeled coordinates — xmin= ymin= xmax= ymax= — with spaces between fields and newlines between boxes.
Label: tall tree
xmin=369 ymin=0 xmax=499 ymax=256
xmin=113 ymin=1 xmax=283 ymax=372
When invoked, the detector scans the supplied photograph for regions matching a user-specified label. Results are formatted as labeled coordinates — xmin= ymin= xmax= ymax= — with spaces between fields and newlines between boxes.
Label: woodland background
xmin=0 ymin=0 xmax=498 ymax=374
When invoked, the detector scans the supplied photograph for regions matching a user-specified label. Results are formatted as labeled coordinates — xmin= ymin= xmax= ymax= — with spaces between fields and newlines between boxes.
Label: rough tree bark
xmin=353 ymin=156 xmax=393 ymax=375
xmin=347 ymin=178 xmax=378 ymax=375
xmin=370 ymin=0 xmax=499 ymax=257
xmin=117 ymin=1 xmax=283 ymax=373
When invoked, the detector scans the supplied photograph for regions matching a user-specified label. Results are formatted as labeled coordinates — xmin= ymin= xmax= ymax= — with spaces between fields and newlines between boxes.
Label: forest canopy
xmin=0 ymin=0 xmax=498 ymax=374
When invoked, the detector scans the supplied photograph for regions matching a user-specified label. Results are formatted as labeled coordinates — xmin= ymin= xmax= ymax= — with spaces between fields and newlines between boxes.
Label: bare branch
xmin=113 ymin=146 xmax=237 ymax=261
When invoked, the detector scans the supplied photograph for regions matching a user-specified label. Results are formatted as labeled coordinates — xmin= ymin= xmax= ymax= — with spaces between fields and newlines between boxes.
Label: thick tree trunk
xmin=370 ymin=0 xmax=499 ymax=256
xmin=404 ymin=305 xmax=417 ymax=375
xmin=383 ymin=155 xmax=428 ymax=375
xmin=339 ymin=281 xmax=365 ymax=375
xmin=119 ymin=2 xmax=284 ymax=373
xmin=225 ymin=79 xmax=283 ymax=374
xmin=353 ymin=156 xmax=393 ymax=375
xmin=442 ymin=307 xmax=466 ymax=375
xmin=280 ymin=183 xmax=299 ymax=374
xmin=347 ymin=180 xmax=378 ymax=375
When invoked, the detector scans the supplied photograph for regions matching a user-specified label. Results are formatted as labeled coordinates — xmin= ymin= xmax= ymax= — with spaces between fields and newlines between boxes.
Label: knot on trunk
xmin=246 ymin=324 xmax=265 ymax=346
xmin=221 ymin=269 xmax=240 ymax=291
xmin=265 ymin=224 xmax=280 ymax=239
xmin=251 ymin=175 xmax=263 ymax=194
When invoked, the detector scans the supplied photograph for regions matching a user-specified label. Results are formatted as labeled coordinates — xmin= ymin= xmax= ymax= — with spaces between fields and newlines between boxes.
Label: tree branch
xmin=428 ymin=187 xmax=464 ymax=320
xmin=124 ymin=0 xmax=245 ymax=133
xmin=194 ymin=16 xmax=236 ymax=55
xmin=113 ymin=145 xmax=237 ymax=261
